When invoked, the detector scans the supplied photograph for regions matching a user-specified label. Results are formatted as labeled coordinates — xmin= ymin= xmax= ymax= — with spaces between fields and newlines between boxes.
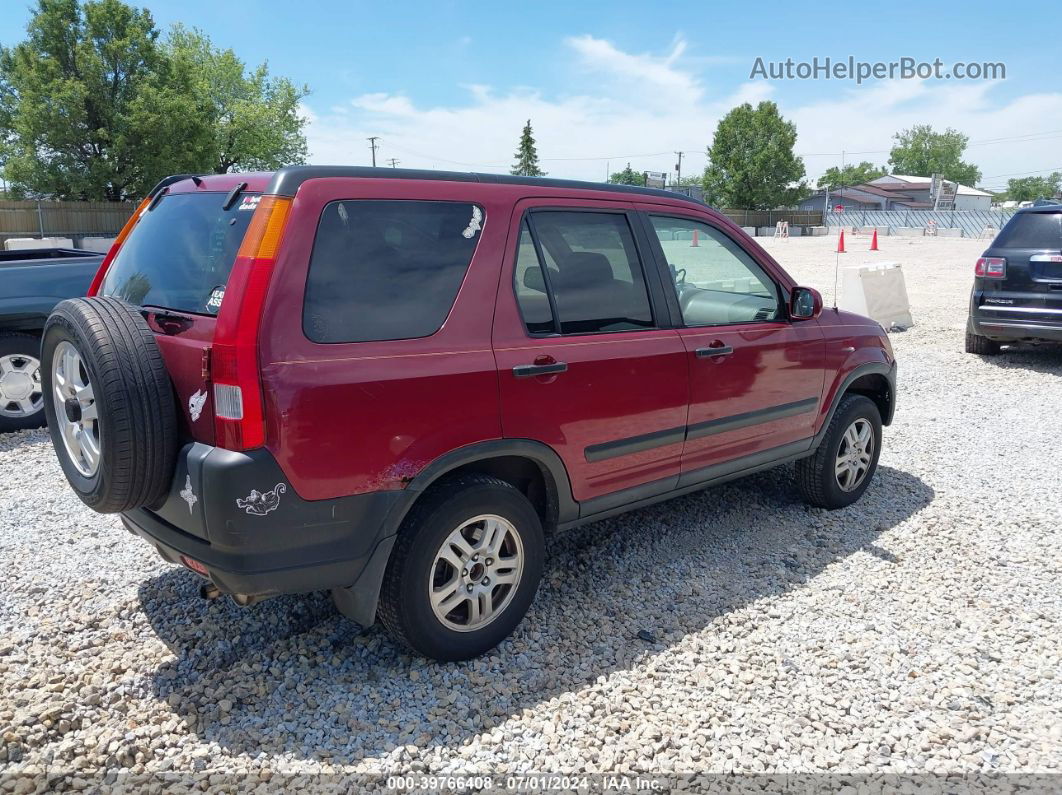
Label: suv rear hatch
xmin=977 ymin=209 xmax=1062 ymax=326
xmin=95 ymin=178 xmax=268 ymax=445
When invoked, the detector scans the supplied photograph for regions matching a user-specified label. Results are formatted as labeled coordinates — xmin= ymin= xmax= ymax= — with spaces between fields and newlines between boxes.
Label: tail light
xmin=87 ymin=195 xmax=152 ymax=296
xmin=975 ymin=257 xmax=1006 ymax=279
xmin=212 ymin=196 xmax=292 ymax=451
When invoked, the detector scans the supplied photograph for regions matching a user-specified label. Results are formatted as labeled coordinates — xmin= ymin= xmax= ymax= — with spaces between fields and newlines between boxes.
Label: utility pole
xmin=386 ymin=158 xmax=400 ymax=169
xmin=367 ymin=136 xmax=380 ymax=167
xmin=674 ymin=151 xmax=684 ymax=185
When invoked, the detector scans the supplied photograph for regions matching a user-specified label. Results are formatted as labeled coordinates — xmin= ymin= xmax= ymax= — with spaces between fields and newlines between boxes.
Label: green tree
xmin=816 ymin=161 xmax=887 ymax=190
xmin=607 ymin=163 xmax=646 ymax=186
xmin=510 ymin=119 xmax=545 ymax=177
xmin=0 ymin=1 xmax=310 ymax=200
xmin=0 ymin=0 xmax=164 ymax=199
xmin=157 ymin=26 xmax=309 ymax=174
xmin=888 ymin=125 xmax=982 ymax=186
xmin=1006 ymin=172 xmax=1062 ymax=202
xmin=703 ymin=101 xmax=807 ymax=209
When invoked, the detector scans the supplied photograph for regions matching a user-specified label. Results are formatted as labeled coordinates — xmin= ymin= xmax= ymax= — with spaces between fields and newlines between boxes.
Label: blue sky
xmin=3 ymin=1 xmax=1061 ymax=188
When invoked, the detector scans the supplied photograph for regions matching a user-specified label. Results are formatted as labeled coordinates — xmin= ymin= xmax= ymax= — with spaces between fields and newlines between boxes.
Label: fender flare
xmin=813 ymin=360 xmax=896 ymax=450
xmin=332 ymin=438 xmax=577 ymax=627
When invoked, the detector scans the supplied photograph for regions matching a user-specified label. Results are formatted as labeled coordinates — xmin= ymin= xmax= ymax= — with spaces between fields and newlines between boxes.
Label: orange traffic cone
xmin=690 ymin=229 xmax=699 ymax=247
xmin=870 ymin=229 xmax=879 ymax=251
xmin=837 ymin=229 xmax=846 ymax=253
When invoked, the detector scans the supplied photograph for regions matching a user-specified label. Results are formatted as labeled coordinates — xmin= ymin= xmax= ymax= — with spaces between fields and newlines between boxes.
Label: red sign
xmin=833 ymin=204 xmax=844 ymax=213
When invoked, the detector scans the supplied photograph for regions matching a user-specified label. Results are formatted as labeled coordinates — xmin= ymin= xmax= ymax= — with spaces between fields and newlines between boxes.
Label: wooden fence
xmin=0 ymin=199 xmax=135 ymax=244
xmin=717 ymin=209 xmax=824 ymax=228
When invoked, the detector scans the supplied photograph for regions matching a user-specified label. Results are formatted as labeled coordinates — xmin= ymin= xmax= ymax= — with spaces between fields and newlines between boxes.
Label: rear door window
xmin=303 ymin=200 xmax=483 ymax=343
xmin=515 ymin=211 xmax=654 ymax=335
xmin=101 ymin=191 xmax=257 ymax=315
xmin=995 ymin=212 xmax=1062 ymax=248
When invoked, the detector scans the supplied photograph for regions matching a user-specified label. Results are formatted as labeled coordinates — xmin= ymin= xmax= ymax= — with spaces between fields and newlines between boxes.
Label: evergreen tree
xmin=607 ymin=163 xmax=646 ymax=186
xmin=510 ymin=119 xmax=545 ymax=177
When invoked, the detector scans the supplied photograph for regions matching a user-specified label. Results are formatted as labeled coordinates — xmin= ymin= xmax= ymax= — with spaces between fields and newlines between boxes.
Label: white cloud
xmin=302 ymin=36 xmax=1062 ymax=189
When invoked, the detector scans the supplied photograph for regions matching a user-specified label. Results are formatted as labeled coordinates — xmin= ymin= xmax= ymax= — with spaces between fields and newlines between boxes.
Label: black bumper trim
xmin=121 ymin=444 xmax=405 ymax=598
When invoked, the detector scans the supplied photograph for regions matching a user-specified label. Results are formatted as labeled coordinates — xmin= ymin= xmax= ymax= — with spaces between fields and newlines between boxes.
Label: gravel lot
xmin=2 ymin=234 xmax=1061 ymax=789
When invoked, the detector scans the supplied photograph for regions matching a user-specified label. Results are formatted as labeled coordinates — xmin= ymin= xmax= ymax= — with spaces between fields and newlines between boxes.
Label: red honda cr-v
xmin=42 ymin=167 xmax=896 ymax=661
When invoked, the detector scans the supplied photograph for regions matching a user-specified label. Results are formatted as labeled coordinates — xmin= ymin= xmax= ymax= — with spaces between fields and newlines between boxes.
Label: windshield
xmin=101 ymin=191 xmax=258 ymax=315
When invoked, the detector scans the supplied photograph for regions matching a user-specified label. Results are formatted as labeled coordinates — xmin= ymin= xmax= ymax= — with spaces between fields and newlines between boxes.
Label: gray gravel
xmin=1 ymin=236 xmax=1061 ymax=788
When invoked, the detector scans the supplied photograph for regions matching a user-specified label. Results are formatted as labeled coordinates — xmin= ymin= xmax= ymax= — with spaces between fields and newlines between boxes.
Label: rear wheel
xmin=965 ymin=330 xmax=1001 ymax=355
xmin=376 ymin=474 xmax=544 ymax=661
xmin=0 ymin=332 xmax=45 ymax=433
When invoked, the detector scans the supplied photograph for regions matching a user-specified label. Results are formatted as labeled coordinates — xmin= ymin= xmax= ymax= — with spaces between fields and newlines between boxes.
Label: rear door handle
xmin=513 ymin=362 xmax=568 ymax=377
xmin=696 ymin=345 xmax=733 ymax=358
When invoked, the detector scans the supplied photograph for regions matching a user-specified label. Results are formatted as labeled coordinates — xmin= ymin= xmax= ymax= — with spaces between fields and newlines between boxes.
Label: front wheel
xmin=796 ymin=394 xmax=882 ymax=509
xmin=376 ymin=474 xmax=544 ymax=661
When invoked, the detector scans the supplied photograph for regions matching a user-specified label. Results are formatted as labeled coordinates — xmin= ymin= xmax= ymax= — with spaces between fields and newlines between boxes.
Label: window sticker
xmin=462 ymin=206 xmax=483 ymax=239
xmin=237 ymin=195 xmax=261 ymax=211
xmin=207 ymin=286 xmax=225 ymax=312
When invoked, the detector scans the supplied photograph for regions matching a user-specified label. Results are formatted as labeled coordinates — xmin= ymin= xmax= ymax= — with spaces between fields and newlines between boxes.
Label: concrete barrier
xmin=892 ymin=227 xmax=924 ymax=237
xmin=76 ymin=236 xmax=117 ymax=253
xmin=788 ymin=226 xmax=803 ymax=237
xmin=4 ymin=236 xmax=74 ymax=250
xmin=741 ymin=226 xmax=756 ymax=236
xmin=936 ymin=227 xmax=963 ymax=238
xmin=806 ymin=226 xmax=828 ymax=236
xmin=839 ymin=262 xmax=914 ymax=329
xmin=756 ymin=227 xmax=774 ymax=236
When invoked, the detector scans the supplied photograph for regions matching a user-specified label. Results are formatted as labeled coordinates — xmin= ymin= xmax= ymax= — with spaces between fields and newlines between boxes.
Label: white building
xmin=867 ymin=174 xmax=993 ymax=211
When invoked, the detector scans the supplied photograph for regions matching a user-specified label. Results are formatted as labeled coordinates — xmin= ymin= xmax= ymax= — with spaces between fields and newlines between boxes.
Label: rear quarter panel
xmin=258 ymin=179 xmax=509 ymax=501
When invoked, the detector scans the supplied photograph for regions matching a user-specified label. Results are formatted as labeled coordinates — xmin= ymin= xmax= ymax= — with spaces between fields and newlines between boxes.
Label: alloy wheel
xmin=835 ymin=418 xmax=873 ymax=492
xmin=0 ymin=353 xmax=43 ymax=419
xmin=428 ymin=514 xmax=525 ymax=632
xmin=51 ymin=341 xmax=101 ymax=477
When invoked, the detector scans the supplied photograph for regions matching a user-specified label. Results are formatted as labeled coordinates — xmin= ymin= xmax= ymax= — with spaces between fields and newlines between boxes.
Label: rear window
xmin=101 ymin=191 xmax=256 ymax=315
xmin=303 ymin=200 xmax=483 ymax=343
xmin=994 ymin=212 xmax=1062 ymax=248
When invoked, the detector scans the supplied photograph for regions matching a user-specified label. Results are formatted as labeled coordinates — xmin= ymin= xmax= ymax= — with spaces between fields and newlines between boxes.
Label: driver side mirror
xmin=790 ymin=286 xmax=823 ymax=320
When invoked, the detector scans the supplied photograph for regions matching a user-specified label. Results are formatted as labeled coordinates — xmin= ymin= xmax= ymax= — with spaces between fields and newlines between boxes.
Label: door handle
xmin=513 ymin=361 xmax=568 ymax=377
xmin=695 ymin=344 xmax=733 ymax=358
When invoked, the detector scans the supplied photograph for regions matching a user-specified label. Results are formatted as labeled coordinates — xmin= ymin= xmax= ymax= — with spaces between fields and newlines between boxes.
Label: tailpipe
xmin=199 ymin=582 xmax=222 ymax=600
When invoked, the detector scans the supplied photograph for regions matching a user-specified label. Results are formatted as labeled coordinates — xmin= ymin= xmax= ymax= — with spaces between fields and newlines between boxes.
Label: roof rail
xmin=263 ymin=165 xmax=707 ymax=207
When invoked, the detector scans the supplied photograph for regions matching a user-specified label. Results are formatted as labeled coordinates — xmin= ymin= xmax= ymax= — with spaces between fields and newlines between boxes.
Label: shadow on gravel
xmin=139 ymin=464 xmax=933 ymax=764
xmin=977 ymin=344 xmax=1062 ymax=376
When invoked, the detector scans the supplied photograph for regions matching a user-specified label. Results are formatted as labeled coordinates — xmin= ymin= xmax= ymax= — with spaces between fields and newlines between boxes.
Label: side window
xmin=523 ymin=211 xmax=654 ymax=335
xmin=513 ymin=221 xmax=556 ymax=334
xmin=303 ymin=200 xmax=483 ymax=343
xmin=649 ymin=216 xmax=781 ymax=326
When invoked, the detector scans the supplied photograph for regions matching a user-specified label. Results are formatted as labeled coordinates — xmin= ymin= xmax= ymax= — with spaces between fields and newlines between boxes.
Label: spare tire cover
xmin=42 ymin=297 xmax=178 ymax=513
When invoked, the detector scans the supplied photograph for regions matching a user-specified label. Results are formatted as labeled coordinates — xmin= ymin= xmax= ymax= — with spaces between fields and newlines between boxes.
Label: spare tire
xmin=42 ymin=297 xmax=178 ymax=513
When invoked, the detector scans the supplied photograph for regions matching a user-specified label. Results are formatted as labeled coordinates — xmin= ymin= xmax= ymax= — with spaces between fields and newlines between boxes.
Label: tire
xmin=377 ymin=474 xmax=545 ymax=661
xmin=41 ymin=297 xmax=178 ymax=513
xmin=796 ymin=394 xmax=882 ymax=510
xmin=0 ymin=332 xmax=45 ymax=433
xmin=965 ymin=330 xmax=1001 ymax=355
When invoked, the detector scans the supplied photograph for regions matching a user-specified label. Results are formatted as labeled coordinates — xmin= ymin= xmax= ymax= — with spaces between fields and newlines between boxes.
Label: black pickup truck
xmin=1 ymin=247 xmax=104 ymax=432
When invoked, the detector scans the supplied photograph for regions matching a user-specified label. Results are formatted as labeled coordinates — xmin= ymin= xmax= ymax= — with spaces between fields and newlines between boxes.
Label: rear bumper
xmin=968 ymin=313 xmax=1062 ymax=343
xmin=121 ymin=443 xmax=404 ymax=598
